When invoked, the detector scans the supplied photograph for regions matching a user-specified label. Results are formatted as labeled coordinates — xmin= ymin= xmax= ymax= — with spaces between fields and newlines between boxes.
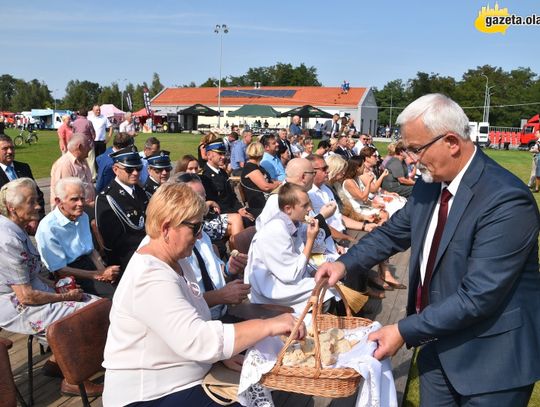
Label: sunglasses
xmin=150 ymin=166 xmax=172 ymax=173
xmin=313 ymin=165 xmax=329 ymax=172
xmin=121 ymin=166 xmax=143 ymax=174
xmin=181 ymin=221 xmax=203 ymax=235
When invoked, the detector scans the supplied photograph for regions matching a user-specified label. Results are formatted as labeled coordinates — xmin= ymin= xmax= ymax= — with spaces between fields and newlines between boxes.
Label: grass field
xmin=5 ymin=128 xmax=540 ymax=406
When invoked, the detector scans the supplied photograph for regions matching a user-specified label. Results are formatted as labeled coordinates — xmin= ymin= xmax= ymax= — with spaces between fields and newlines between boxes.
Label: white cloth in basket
xmin=238 ymin=321 xmax=397 ymax=407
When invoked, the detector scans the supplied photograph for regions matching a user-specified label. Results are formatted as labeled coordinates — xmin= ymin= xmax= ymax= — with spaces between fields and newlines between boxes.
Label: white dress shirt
xmin=309 ymin=183 xmax=345 ymax=232
xmin=180 ymin=231 xmax=227 ymax=320
xmin=419 ymin=148 xmax=477 ymax=283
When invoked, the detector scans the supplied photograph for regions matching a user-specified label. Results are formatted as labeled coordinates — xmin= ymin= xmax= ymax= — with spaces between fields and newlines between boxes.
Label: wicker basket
xmin=260 ymin=278 xmax=372 ymax=398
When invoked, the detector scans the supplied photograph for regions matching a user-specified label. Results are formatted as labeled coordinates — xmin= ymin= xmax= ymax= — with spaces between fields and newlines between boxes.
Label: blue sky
xmin=2 ymin=0 xmax=538 ymax=97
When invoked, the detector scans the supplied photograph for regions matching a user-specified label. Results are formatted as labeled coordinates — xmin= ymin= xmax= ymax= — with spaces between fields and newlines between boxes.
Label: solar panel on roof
xmin=220 ymin=89 xmax=296 ymax=98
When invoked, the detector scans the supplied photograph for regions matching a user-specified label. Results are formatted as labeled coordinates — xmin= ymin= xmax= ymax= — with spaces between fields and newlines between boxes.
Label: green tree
xmin=202 ymin=63 xmax=321 ymax=87
xmin=373 ymin=79 xmax=411 ymax=127
xmin=150 ymin=72 xmax=164 ymax=97
xmin=200 ymin=77 xmax=219 ymax=87
xmin=10 ymin=79 xmax=53 ymax=111
xmin=0 ymin=74 xmax=18 ymax=110
xmin=63 ymin=80 xmax=101 ymax=111
xmin=408 ymin=72 xmax=456 ymax=100
xmin=98 ymin=83 xmax=122 ymax=107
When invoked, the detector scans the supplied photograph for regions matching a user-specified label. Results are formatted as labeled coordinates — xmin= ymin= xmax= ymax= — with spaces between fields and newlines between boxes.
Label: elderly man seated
xmin=245 ymin=183 xmax=336 ymax=314
xmin=36 ymin=177 xmax=120 ymax=298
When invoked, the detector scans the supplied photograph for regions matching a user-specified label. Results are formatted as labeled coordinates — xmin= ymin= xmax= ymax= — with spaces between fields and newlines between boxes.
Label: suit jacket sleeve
xmin=15 ymin=162 xmax=45 ymax=217
xmin=338 ymin=193 xmax=413 ymax=275
xmin=398 ymin=185 xmax=539 ymax=346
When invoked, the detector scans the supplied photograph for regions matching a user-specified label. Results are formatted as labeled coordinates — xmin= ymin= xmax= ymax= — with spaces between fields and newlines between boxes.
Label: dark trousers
xmin=94 ymin=140 xmax=107 ymax=160
xmin=417 ymin=343 xmax=534 ymax=407
xmin=67 ymin=255 xmax=116 ymax=299
xmin=126 ymin=385 xmax=241 ymax=407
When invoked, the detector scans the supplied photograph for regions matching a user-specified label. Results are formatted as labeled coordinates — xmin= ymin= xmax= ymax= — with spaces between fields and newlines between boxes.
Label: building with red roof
xmin=151 ymin=86 xmax=378 ymax=134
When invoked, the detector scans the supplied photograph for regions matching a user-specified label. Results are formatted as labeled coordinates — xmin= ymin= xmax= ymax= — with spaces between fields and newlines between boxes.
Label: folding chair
xmin=46 ymin=298 xmax=112 ymax=407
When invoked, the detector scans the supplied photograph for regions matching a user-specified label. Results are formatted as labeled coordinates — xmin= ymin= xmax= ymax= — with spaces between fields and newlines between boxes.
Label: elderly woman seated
xmin=36 ymin=177 xmax=120 ymax=298
xmin=103 ymin=183 xmax=301 ymax=406
xmin=0 ymin=178 xmax=100 ymax=396
xmin=245 ymin=183 xmax=337 ymax=314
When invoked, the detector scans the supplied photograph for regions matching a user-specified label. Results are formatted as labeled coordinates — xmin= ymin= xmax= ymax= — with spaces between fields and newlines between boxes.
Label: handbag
xmin=202 ymin=362 xmax=240 ymax=406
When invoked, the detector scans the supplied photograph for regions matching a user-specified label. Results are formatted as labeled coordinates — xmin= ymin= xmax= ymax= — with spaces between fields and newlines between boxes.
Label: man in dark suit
xmin=202 ymin=139 xmax=254 ymax=226
xmin=0 ymin=134 xmax=45 ymax=219
xmin=334 ymin=134 xmax=352 ymax=159
xmin=95 ymin=146 xmax=149 ymax=275
xmin=316 ymin=94 xmax=540 ymax=406
xmin=321 ymin=114 xmax=340 ymax=140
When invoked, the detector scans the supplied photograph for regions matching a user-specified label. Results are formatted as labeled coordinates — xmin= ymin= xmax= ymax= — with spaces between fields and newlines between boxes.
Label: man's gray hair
xmin=67 ymin=133 xmax=87 ymax=151
xmin=54 ymin=177 xmax=84 ymax=201
xmin=396 ymin=93 xmax=470 ymax=140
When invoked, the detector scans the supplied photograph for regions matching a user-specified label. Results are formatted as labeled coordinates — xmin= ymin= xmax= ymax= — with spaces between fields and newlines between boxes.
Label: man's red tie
xmin=416 ymin=188 xmax=453 ymax=312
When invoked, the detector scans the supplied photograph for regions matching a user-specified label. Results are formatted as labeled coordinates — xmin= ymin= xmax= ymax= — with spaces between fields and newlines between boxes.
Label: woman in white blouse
xmin=103 ymin=183 xmax=302 ymax=406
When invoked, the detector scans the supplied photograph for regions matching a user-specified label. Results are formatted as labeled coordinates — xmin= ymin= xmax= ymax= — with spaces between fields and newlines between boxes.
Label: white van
xmin=468 ymin=122 xmax=490 ymax=147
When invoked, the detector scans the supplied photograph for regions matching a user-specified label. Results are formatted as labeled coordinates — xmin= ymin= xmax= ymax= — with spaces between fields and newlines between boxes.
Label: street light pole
xmin=214 ymin=24 xmax=228 ymax=128
xmin=486 ymin=85 xmax=495 ymax=123
xmin=481 ymin=74 xmax=489 ymax=122
xmin=118 ymin=78 xmax=127 ymax=111
xmin=53 ymin=88 xmax=59 ymax=110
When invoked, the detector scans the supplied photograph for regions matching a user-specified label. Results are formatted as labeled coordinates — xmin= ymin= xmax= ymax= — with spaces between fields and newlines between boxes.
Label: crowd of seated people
xmin=0 ymin=119 xmax=414 ymax=402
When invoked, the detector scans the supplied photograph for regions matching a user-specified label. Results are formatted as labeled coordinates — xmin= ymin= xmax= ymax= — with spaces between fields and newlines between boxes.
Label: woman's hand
xmin=95 ymin=265 xmax=121 ymax=282
xmin=207 ymin=201 xmax=221 ymax=215
xmin=222 ymin=354 xmax=245 ymax=372
xmin=238 ymin=207 xmax=255 ymax=222
xmin=319 ymin=201 xmax=337 ymax=219
xmin=228 ymin=253 xmax=248 ymax=275
xmin=268 ymin=313 xmax=305 ymax=340
xmin=63 ymin=288 xmax=84 ymax=302
xmin=219 ymin=280 xmax=251 ymax=305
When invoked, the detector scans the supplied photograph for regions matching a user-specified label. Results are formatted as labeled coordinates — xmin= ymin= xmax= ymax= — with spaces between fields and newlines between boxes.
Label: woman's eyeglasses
xmin=181 ymin=221 xmax=203 ymax=235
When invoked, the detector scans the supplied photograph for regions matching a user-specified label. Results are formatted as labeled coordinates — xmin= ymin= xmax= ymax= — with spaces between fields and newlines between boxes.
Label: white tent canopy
xmin=96 ymin=104 xmax=125 ymax=118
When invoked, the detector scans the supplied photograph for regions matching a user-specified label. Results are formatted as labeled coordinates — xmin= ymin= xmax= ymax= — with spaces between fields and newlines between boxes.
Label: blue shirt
xmin=96 ymin=147 xmax=114 ymax=193
xmin=35 ymin=208 xmax=94 ymax=272
xmin=289 ymin=123 xmax=302 ymax=136
xmin=138 ymin=152 xmax=149 ymax=184
xmin=230 ymin=141 xmax=247 ymax=171
xmin=260 ymin=152 xmax=286 ymax=181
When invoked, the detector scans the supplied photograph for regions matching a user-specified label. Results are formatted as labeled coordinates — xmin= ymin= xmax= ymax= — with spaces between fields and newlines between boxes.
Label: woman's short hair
xmin=326 ymin=154 xmax=348 ymax=181
xmin=145 ymin=183 xmax=206 ymax=239
xmin=246 ymin=141 xmax=264 ymax=160
xmin=175 ymin=154 xmax=198 ymax=173
xmin=343 ymin=156 xmax=364 ymax=180
xmin=200 ymin=131 xmax=218 ymax=145
xmin=0 ymin=178 xmax=37 ymax=216
xmin=386 ymin=143 xmax=396 ymax=156
xmin=394 ymin=140 xmax=407 ymax=154
xmin=278 ymin=182 xmax=305 ymax=210
xmin=359 ymin=146 xmax=377 ymax=160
